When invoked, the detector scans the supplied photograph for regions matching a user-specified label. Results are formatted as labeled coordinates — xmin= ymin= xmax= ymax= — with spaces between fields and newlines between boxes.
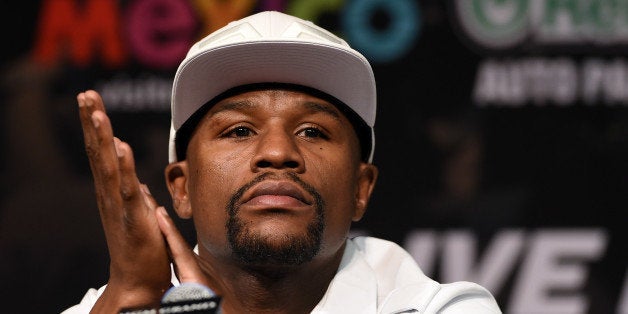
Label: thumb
xmin=155 ymin=206 xmax=208 ymax=286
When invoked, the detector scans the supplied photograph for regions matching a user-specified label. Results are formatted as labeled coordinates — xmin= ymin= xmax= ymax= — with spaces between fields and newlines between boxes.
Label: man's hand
xmin=155 ymin=206 xmax=212 ymax=288
xmin=77 ymin=90 xmax=172 ymax=312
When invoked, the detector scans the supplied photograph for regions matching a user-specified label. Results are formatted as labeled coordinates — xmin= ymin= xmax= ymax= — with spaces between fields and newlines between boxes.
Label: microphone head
xmin=159 ymin=283 xmax=221 ymax=314
xmin=161 ymin=282 xmax=215 ymax=303
xmin=119 ymin=283 xmax=222 ymax=314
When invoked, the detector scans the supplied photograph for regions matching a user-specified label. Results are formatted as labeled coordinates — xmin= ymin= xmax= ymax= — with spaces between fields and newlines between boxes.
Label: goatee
xmin=226 ymin=172 xmax=325 ymax=266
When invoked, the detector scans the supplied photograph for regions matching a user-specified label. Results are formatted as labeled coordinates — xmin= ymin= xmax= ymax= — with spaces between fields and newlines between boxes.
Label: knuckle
xmin=120 ymin=185 xmax=136 ymax=201
xmin=100 ymin=166 xmax=117 ymax=181
xmin=84 ymin=142 xmax=99 ymax=159
xmin=96 ymin=195 xmax=115 ymax=212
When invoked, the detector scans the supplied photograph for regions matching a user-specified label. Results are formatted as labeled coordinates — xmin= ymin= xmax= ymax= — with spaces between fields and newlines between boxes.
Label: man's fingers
xmin=79 ymin=98 xmax=124 ymax=220
xmin=76 ymin=90 xmax=175 ymax=305
xmin=84 ymin=90 xmax=106 ymax=111
xmin=115 ymin=138 xmax=148 ymax=222
xmin=140 ymin=183 xmax=159 ymax=210
xmin=91 ymin=111 xmax=119 ymax=185
xmin=77 ymin=90 xmax=149 ymax=225
xmin=155 ymin=206 xmax=208 ymax=285
xmin=78 ymin=92 xmax=117 ymax=178
xmin=77 ymin=92 xmax=98 ymax=159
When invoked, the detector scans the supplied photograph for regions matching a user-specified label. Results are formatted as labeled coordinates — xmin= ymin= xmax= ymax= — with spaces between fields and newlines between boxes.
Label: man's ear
xmin=353 ymin=163 xmax=378 ymax=222
xmin=165 ymin=161 xmax=192 ymax=219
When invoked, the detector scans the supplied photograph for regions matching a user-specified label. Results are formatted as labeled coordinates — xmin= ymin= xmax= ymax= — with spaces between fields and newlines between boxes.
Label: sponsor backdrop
xmin=1 ymin=1 xmax=626 ymax=313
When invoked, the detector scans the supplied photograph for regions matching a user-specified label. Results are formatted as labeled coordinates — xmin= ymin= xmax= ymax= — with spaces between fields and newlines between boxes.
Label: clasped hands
xmin=77 ymin=90 xmax=208 ymax=312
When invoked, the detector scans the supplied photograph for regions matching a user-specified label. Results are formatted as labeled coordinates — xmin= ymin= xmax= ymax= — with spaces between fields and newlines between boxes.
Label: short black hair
xmin=174 ymin=83 xmax=372 ymax=162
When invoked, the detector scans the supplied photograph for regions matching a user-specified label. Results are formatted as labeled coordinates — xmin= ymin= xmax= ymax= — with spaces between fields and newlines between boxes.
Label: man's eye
xmin=299 ymin=127 xmax=328 ymax=139
xmin=225 ymin=126 xmax=253 ymax=138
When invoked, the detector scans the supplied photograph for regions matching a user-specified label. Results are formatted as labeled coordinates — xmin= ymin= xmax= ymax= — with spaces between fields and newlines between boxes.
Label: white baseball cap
xmin=169 ymin=11 xmax=376 ymax=163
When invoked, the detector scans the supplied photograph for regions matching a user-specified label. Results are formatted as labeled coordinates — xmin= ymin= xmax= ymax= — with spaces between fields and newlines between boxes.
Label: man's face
xmin=170 ymin=88 xmax=376 ymax=267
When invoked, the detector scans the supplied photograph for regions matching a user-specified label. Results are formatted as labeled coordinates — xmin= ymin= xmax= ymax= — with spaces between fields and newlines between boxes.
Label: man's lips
xmin=239 ymin=180 xmax=313 ymax=209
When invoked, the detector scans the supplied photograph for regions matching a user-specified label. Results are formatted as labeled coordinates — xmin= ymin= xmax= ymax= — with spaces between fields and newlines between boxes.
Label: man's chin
xmin=230 ymin=230 xmax=321 ymax=266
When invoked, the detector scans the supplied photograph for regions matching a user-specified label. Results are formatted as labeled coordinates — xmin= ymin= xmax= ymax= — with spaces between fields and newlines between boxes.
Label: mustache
xmin=227 ymin=172 xmax=324 ymax=217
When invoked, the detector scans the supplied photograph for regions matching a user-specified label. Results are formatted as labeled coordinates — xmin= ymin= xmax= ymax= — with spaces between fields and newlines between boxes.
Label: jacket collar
xmin=312 ymin=239 xmax=379 ymax=313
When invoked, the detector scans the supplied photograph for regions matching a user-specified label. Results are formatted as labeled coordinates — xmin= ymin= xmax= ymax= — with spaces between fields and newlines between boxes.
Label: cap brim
xmin=171 ymin=40 xmax=376 ymax=131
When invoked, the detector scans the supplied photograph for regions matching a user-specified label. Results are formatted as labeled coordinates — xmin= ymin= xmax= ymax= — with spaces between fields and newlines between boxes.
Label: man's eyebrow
xmin=209 ymin=100 xmax=254 ymax=116
xmin=303 ymin=101 xmax=341 ymax=120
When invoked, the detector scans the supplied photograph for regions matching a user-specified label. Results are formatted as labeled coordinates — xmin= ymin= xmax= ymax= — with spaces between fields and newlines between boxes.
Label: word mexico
xmin=32 ymin=0 xmax=423 ymax=111
xmin=33 ymin=0 xmax=421 ymax=68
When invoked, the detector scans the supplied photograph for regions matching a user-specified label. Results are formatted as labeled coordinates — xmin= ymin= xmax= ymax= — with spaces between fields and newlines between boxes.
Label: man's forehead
xmin=209 ymin=88 xmax=343 ymax=118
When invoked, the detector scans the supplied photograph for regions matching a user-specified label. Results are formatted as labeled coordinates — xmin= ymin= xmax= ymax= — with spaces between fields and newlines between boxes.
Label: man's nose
xmin=250 ymin=127 xmax=305 ymax=172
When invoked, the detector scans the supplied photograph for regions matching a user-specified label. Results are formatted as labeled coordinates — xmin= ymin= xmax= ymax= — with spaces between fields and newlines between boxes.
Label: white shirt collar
xmin=311 ymin=239 xmax=379 ymax=313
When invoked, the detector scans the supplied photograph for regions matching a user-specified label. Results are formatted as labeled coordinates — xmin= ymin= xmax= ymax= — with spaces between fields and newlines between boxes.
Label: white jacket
xmin=62 ymin=236 xmax=501 ymax=314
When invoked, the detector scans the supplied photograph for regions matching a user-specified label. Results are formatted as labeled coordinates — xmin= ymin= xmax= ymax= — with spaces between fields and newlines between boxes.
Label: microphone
xmin=120 ymin=283 xmax=222 ymax=314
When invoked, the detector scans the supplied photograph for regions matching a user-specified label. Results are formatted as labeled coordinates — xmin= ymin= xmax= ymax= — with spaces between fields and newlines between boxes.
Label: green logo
xmin=455 ymin=0 xmax=529 ymax=49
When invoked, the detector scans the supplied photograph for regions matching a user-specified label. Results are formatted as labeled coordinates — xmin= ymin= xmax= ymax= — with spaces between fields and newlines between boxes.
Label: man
xmin=64 ymin=11 xmax=501 ymax=313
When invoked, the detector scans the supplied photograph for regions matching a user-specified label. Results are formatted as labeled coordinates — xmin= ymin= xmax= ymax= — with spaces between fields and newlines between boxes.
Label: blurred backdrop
xmin=1 ymin=1 xmax=626 ymax=313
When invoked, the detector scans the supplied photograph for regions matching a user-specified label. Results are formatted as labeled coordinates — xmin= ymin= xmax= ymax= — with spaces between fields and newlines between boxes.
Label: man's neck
xmin=198 ymin=245 xmax=346 ymax=314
